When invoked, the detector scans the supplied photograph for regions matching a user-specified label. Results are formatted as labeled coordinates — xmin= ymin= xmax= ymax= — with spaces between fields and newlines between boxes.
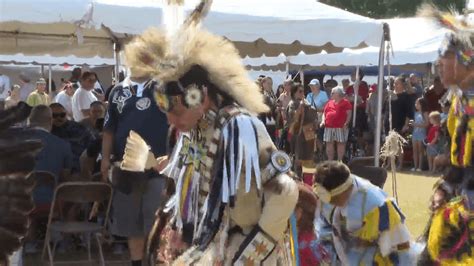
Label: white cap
xmin=309 ymin=79 xmax=320 ymax=86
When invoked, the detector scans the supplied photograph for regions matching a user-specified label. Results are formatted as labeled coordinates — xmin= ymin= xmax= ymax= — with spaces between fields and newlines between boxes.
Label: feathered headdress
xmin=419 ymin=4 xmax=474 ymax=66
xmin=124 ymin=0 xmax=269 ymax=114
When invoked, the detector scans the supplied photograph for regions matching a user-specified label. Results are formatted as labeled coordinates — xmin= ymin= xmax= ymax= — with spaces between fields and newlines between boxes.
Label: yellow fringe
xmin=427 ymin=198 xmax=474 ymax=265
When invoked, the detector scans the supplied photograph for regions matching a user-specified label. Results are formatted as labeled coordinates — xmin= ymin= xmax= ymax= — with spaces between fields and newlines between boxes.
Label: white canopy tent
xmin=0 ymin=0 xmax=383 ymax=58
xmin=243 ymin=17 xmax=447 ymax=69
xmin=1 ymin=0 xmax=387 ymax=165
xmin=0 ymin=54 xmax=116 ymax=66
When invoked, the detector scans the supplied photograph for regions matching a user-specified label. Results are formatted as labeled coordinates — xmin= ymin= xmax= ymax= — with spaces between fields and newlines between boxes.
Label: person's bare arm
xmin=101 ymin=130 xmax=114 ymax=182
xmin=430 ymin=130 xmax=440 ymax=145
xmin=80 ymin=150 xmax=95 ymax=181
xmin=81 ymin=109 xmax=91 ymax=117
xmin=344 ymin=110 xmax=352 ymax=128
xmin=320 ymin=113 xmax=325 ymax=127
xmin=415 ymin=112 xmax=430 ymax=128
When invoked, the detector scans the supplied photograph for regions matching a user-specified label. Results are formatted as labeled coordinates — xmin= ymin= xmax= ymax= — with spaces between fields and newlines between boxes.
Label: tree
xmin=320 ymin=0 xmax=467 ymax=18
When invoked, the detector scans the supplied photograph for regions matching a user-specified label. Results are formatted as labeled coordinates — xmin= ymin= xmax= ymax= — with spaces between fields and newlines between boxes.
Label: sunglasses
xmin=52 ymin=112 xmax=66 ymax=118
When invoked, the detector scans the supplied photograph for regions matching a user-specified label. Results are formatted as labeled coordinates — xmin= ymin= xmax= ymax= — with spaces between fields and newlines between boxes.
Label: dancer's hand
xmin=154 ymin=156 xmax=169 ymax=173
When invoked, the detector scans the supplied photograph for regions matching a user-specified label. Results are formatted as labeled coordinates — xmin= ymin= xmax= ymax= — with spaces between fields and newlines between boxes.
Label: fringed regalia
xmin=418 ymin=5 xmax=474 ymax=265
xmin=120 ymin=1 xmax=299 ymax=264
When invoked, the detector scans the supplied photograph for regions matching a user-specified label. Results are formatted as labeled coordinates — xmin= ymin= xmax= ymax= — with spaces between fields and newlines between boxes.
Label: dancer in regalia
xmin=417 ymin=5 xmax=474 ymax=265
xmin=0 ymin=103 xmax=42 ymax=264
xmin=312 ymin=161 xmax=412 ymax=265
xmin=120 ymin=1 xmax=299 ymax=264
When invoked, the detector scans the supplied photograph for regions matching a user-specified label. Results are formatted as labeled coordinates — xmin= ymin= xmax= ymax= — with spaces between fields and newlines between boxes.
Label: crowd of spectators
xmin=256 ymin=69 xmax=449 ymax=174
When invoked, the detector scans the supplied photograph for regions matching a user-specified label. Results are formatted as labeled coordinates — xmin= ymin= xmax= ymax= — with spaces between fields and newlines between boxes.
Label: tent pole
xmin=41 ymin=65 xmax=45 ymax=77
xmin=300 ymin=67 xmax=305 ymax=85
xmin=352 ymin=66 xmax=359 ymax=127
xmin=374 ymin=26 xmax=387 ymax=167
xmin=114 ymin=42 xmax=120 ymax=80
xmin=285 ymin=60 xmax=290 ymax=77
xmin=48 ymin=64 xmax=52 ymax=95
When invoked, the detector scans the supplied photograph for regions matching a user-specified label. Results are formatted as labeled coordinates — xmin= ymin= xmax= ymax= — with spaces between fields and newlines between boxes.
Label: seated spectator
xmin=50 ymin=102 xmax=93 ymax=174
xmin=80 ymin=101 xmax=105 ymax=135
xmin=72 ymin=71 xmax=98 ymax=122
xmin=26 ymin=78 xmax=50 ymax=107
xmin=80 ymin=118 xmax=104 ymax=181
xmin=54 ymin=82 xmax=76 ymax=119
xmin=27 ymin=105 xmax=73 ymax=202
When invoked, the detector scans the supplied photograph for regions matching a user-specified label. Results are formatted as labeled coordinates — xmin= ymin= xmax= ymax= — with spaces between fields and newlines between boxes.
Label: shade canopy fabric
xmin=0 ymin=0 xmax=383 ymax=58
xmin=0 ymin=54 xmax=116 ymax=66
xmin=244 ymin=17 xmax=447 ymax=69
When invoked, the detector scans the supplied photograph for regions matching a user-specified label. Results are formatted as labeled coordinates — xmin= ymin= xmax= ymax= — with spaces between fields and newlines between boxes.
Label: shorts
xmin=111 ymin=176 xmax=165 ymax=237
xmin=412 ymin=129 xmax=426 ymax=142
xmin=427 ymin=145 xmax=440 ymax=157
xmin=323 ymin=127 xmax=349 ymax=143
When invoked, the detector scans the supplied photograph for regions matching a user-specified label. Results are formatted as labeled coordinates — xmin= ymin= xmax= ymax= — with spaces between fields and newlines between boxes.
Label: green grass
xmin=383 ymin=171 xmax=438 ymax=239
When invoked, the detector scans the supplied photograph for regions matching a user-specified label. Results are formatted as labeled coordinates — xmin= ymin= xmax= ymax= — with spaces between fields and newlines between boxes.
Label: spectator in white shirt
xmin=72 ymin=72 xmax=98 ymax=122
xmin=0 ymin=73 xmax=11 ymax=110
xmin=54 ymin=82 xmax=76 ymax=119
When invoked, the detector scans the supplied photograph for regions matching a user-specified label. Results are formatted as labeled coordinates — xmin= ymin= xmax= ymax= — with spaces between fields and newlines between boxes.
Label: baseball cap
xmin=309 ymin=79 xmax=320 ymax=86
xmin=36 ymin=78 xmax=46 ymax=84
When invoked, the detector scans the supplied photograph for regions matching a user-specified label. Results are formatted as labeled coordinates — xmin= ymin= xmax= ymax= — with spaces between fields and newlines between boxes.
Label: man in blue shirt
xmin=27 ymin=105 xmax=73 ymax=204
xmin=102 ymin=77 xmax=169 ymax=266
xmin=306 ymin=79 xmax=328 ymax=111
xmin=306 ymin=79 xmax=328 ymax=153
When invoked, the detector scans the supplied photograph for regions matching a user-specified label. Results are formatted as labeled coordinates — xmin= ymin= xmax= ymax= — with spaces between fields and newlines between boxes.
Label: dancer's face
xmin=164 ymin=92 xmax=214 ymax=133
xmin=438 ymin=53 xmax=456 ymax=87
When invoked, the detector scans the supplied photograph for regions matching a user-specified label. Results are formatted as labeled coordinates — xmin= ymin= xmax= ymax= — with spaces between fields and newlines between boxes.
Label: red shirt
xmin=427 ymin=125 xmax=440 ymax=143
xmin=323 ymin=99 xmax=352 ymax=128
xmin=345 ymin=81 xmax=369 ymax=108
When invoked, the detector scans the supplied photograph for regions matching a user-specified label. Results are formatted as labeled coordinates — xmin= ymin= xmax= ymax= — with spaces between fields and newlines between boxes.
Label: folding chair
xmin=349 ymin=165 xmax=388 ymax=189
xmin=42 ymin=182 xmax=113 ymax=266
xmin=348 ymin=156 xmax=387 ymax=188
xmin=26 ymin=171 xmax=56 ymax=252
